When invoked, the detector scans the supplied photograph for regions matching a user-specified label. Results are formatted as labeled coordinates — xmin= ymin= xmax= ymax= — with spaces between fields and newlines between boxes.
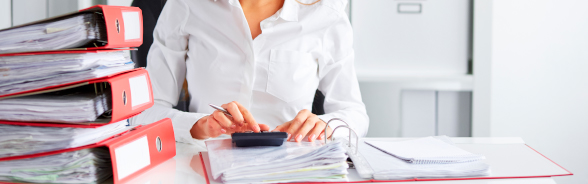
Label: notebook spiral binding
xmin=323 ymin=118 xmax=374 ymax=178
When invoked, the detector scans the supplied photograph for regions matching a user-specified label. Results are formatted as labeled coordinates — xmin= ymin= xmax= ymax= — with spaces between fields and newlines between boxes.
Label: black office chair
xmin=130 ymin=0 xmax=325 ymax=115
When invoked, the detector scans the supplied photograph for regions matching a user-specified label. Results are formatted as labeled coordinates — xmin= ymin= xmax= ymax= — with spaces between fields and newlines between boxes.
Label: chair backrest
xmin=130 ymin=0 xmax=324 ymax=115
xmin=130 ymin=0 xmax=167 ymax=68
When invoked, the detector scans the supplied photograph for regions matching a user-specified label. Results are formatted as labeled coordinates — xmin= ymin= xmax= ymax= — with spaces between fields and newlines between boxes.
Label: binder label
xmin=114 ymin=136 xmax=151 ymax=180
xmin=122 ymin=11 xmax=141 ymax=40
xmin=129 ymin=74 xmax=151 ymax=108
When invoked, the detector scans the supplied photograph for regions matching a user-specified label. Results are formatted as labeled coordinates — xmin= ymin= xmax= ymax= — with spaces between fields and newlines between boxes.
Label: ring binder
xmin=323 ymin=118 xmax=374 ymax=178
xmin=0 ymin=68 xmax=154 ymax=127
xmin=324 ymin=118 xmax=358 ymax=154
xmin=323 ymin=118 xmax=359 ymax=154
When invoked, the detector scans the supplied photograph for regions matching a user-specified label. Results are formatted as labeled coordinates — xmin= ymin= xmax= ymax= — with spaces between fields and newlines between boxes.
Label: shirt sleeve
xmin=316 ymin=10 xmax=370 ymax=139
xmin=130 ymin=0 xmax=208 ymax=145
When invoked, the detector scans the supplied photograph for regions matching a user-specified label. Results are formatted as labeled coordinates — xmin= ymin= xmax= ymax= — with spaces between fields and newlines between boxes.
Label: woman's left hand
xmin=272 ymin=109 xmax=332 ymax=142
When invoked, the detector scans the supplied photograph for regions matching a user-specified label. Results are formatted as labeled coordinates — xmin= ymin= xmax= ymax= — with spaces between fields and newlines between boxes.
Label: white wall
xmin=107 ymin=0 xmax=132 ymax=6
xmin=476 ymin=0 xmax=588 ymax=183
xmin=12 ymin=0 xmax=47 ymax=26
xmin=471 ymin=0 xmax=493 ymax=137
xmin=0 ymin=0 xmax=11 ymax=29
xmin=47 ymin=0 xmax=80 ymax=17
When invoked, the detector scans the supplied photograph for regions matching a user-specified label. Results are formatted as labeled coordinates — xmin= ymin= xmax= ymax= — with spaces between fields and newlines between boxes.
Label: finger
xmin=212 ymin=110 xmax=233 ymax=129
xmin=326 ymin=125 xmax=333 ymax=139
xmin=272 ymin=122 xmax=289 ymax=132
xmin=230 ymin=124 xmax=247 ymax=133
xmin=294 ymin=115 xmax=319 ymax=142
xmin=272 ymin=122 xmax=291 ymax=140
xmin=230 ymin=121 xmax=256 ymax=133
xmin=308 ymin=120 xmax=327 ymax=142
xmin=258 ymin=124 xmax=270 ymax=131
xmin=286 ymin=109 xmax=312 ymax=141
xmin=222 ymin=102 xmax=244 ymax=127
xmin=207 ymin=116 xmax=225 ymax=137
xmin=320 ymin=125 xmax=333 ymax=140
xmin=233 ymin=101 xmax=260 ymax=132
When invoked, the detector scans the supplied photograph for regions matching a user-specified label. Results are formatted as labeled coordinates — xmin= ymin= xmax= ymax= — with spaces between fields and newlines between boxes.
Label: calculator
xmin=231 ymin=131 xmax=288 ymax=147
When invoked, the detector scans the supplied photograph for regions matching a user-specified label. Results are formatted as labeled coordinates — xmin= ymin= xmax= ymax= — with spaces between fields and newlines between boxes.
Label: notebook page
xmin=358 ymin=140 xmax=490 ymax=180
xmin=365 ymin=137 xmax=484 ymax=164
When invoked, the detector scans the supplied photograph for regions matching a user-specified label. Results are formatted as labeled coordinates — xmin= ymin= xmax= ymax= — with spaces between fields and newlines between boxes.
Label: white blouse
xmin=131 ymin=0 xmax=369 ymax=144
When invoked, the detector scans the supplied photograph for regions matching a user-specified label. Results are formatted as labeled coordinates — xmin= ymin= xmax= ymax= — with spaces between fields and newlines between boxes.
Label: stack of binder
xmin=0 ymin=5 xmax=175 ymax=184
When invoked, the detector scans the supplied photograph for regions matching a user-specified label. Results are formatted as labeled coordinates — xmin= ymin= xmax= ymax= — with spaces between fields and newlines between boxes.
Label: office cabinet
xmin=353 ymin=0 xmax=474 ymax=137
xmin=400 ymin=90 xmax=472 ymax=137
xmin=352 ymin=0 xmax=471 ymax=75
xmin=360 ymin=80 xmax=473 ymax=138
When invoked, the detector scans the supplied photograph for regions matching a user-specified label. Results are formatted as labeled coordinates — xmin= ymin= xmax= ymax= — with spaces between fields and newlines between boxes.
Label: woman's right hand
xmin=190 ymin=101 xmax=268 ymax=139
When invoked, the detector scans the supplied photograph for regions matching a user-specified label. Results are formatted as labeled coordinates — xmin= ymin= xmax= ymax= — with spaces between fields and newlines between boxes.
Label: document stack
xmin=0 ymin=5 xmax=175 ymax=184
xmin=0 ymin=12 xmax=107 ymax=54
xmin=0 ymin=51 xmax=134 ymax=96
xmin=206 ymin=139 xmax=349 ymax=184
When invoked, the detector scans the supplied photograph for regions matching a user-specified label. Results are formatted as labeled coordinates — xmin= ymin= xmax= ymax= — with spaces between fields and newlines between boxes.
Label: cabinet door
xmin=438 ymin=91 xmax=472 ymax=137
xmin=401 ymin=90 xmax=437 ymax=137
xmin=401 ymin=90 xmax=472 ymax=137
xmin=352 ymin=0 xmax=470 ymax=75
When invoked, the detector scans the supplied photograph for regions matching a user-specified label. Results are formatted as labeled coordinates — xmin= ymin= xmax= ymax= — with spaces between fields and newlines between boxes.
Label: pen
xmin=209 ymin=104 xmax=233 ymax=118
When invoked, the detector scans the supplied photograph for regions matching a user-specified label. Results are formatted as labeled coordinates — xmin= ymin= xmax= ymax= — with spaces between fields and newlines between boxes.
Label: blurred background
xmin=1 ymin=0 xmax=586 ymax=183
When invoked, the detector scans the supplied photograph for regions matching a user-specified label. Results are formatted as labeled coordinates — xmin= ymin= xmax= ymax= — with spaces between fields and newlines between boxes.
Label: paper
xmin=0 ymin=12 xmax=107 ymax=54
xmin=122 ymin=11 xmax=141 ymax=40
xmin=0 ymin=120 xmax=128 ymax=158
xmin=114 ymin=135 xmax=151 ymax=180
xmin=0 ymin=51 xmax=134 ymax=96
xmin=205 ymin=139 xmax=349 ymax=184
xmin=0 ymin=90 xmax=109 ymax=123
xmin=356 ymin=137 xmax=490 ymax=180
xmin=0 ymin=148 xmax=112 ymax=184
xmin=129 ymin=74 xmax=151 ymax=108
xmin=365 ymin=136 xmax=485 ymax=164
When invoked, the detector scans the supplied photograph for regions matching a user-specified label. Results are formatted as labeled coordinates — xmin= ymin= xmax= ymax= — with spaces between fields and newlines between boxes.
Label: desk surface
xmin=123 ymin=137 xmax=561 ymax=184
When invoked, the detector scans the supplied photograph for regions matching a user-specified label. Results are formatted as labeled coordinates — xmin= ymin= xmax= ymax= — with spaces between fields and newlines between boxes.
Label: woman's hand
xmin=190 ymin=101 xmax=269 ymax=139
xmin=273 ymin=109 xmax=332 ymax=142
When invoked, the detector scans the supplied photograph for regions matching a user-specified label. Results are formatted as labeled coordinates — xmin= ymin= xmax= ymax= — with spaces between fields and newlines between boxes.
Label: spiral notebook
xmin=364 ymin=136 xmax=486 ymax=164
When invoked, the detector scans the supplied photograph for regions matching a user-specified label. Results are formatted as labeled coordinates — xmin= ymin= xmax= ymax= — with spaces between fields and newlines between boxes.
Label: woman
xmin=132 ymin=0 xmax=369 ymax=144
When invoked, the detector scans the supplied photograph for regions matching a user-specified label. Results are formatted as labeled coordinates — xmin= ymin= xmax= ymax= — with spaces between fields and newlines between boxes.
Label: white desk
xmin=122 ymin=137 xmax=562 ymax=184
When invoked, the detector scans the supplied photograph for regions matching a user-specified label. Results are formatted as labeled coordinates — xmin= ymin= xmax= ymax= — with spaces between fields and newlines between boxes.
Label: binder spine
xmin=105 ymin=118 xmax=175 ymax=183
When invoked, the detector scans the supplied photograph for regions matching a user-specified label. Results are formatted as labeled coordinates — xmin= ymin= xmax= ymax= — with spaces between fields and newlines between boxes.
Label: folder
xmin=198 ymin=120 xmax=572 ymax=183
xmin=0 ymin=68 xmax=153 ymax=128
xmin=0 ymin=47 xmax=133 ymax=57
xmin=199 ymin=143 xmax=572 ymax=184
xmin=0 ymin=49 xmax=135 ymax=96
xmin=0 ymin=5 xmax=142 ymax=54
xmin=0 ymin=118 xmax=176 ymax=184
